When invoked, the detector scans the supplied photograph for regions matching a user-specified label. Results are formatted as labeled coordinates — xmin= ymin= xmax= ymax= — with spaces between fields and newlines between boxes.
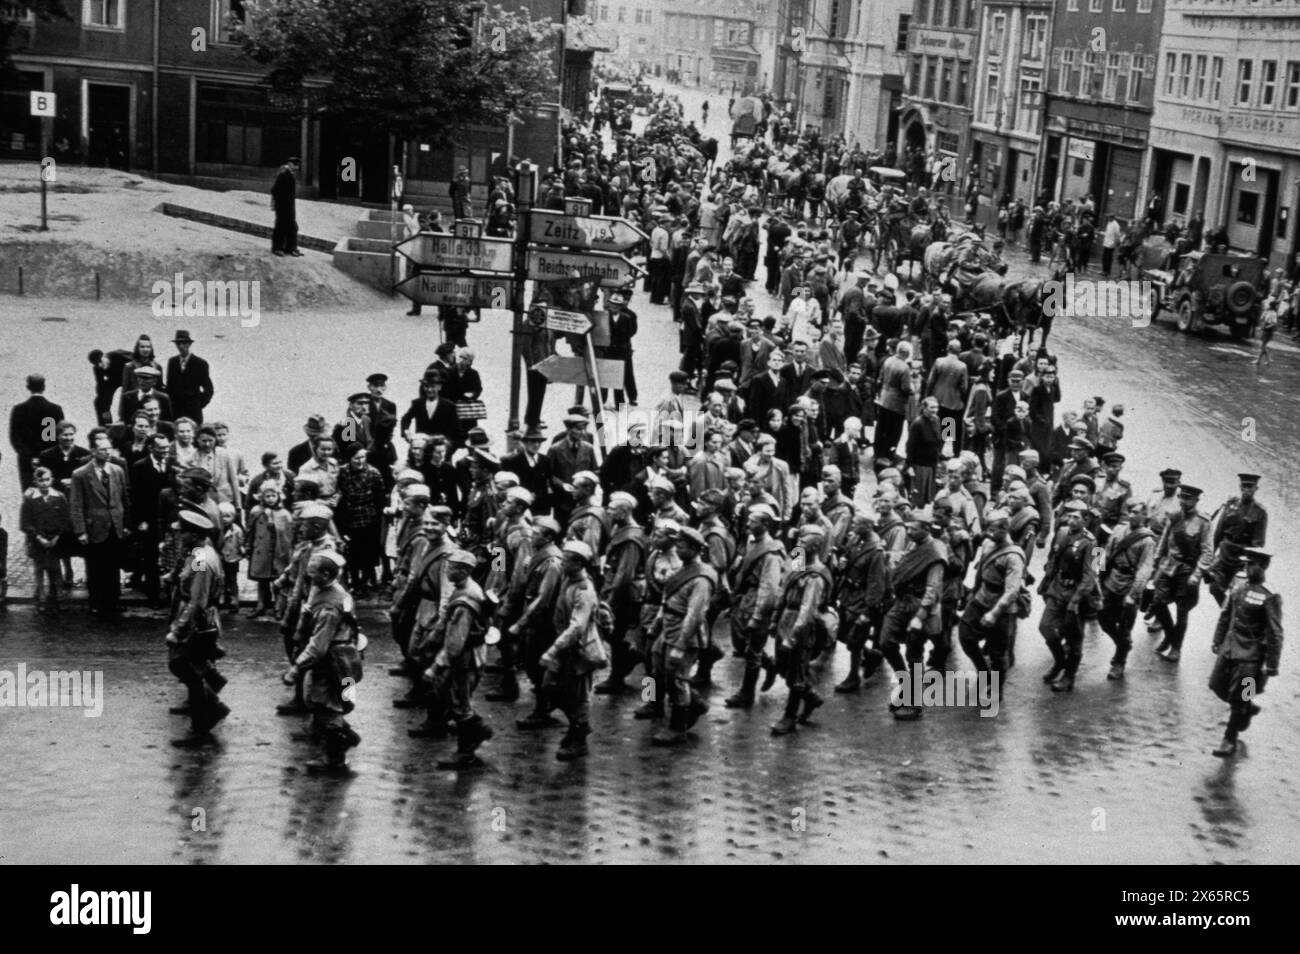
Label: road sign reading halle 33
xmin=396 ymin=232 xmax=514 ymax=272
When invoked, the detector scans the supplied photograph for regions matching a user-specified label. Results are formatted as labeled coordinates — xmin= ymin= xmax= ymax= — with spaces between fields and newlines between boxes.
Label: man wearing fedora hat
xmin=165 ymin=330 xmax=215 ymax=425
xmin=604 ymin=289 xmax=639 ymax=409
xmin=287 ymin=414 xmax=327 ymax=474
xmin=399 ymin=366 xmax=463 ymax=447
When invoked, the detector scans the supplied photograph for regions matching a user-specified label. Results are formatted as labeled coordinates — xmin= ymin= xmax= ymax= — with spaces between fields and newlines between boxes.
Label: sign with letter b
xmin=30 ymin=91 xmax=56 ymax=117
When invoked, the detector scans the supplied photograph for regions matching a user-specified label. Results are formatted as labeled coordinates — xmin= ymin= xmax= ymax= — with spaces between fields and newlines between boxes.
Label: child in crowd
xmin=218 ymin=502 xmax=244 ymax=613
xmin=19 ymin=467 xmax=71 ymax=614
xmin=246 ymin=484 xmax=293 ymax=619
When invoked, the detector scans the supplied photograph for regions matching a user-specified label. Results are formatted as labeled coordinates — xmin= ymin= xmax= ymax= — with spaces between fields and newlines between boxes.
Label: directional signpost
xmin=533 ymin=355 xmax=625 ymax=390
xmin=530 ymin=213 xmax=647 ymax=253
xmin=526 ymin=249 xmax=644 ymax=288
xmin=544 ymin=306 xmax=592 ymax=335
xmin=395 ymin=274 xmax=514 ymax=309
xmin=397 ymin=232 xmax=515 ymax=272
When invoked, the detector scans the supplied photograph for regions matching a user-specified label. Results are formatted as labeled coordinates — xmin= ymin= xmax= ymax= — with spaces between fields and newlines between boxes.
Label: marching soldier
xmin=787 ymin=487 xmax=833 ymax=560
xmin=1037 ymin=499 xmax=1099 ymax=692
xmin=1093 ymin=451 xmax=1133 ymax=545
xmin=691 ymin=490 xmax=737 ymax=688
xmin=396 ymin=505 xmax=456 ymax=713
xmin=1142 ymin=467 xmax=1183 ymax=630
xmin=483 ymin=486 xmax=535 ymax=702
xmin=1209 ymin=548 xmax=1283 ymax=757
xmin=724 ymin=503 xmax=787 ymax=709
xmin=426 ymin=549 xmax=495 ymax=770
xmin=283 ymin=550 xmax=365 ymax=773
xmin=934 ymin=503 xmax=974 ymax=670
xmin=647 ymin=527 xmax=717 ymax=745
xmin=770 ymin=525 xmax=835 ymax=735
xmin=833 ymin=512 xmax=890 ymax=693
xmin=540 ymin=540 xmax=608 ymax=761
xmin=1052 ymin=437 xmax=1102 ymax=507
xmin=1206 ymin=473 xmax=1268 ymax=606
xmin=565 ymin=471 xmax=609 ymax=559
xmin=819 ymin=465 xmax=855 ymax=552
xmin=647 ymin=474 xmax=689 ymax=527
xmin=1150 ymin=484 xmax=1214 ymax=662
xmin=933 ymin=460 xmax=981 ymax=536
xmin=958 ymin=508 xmax=1026 ymax=689
xmin=595 ymin=492 xmax=648 ymax=696
xmin=166 ymin=510 xmax=230 ymax=746
xmin=874 ymin=491 xmax=909 ymax=567
xmin=272 ymin=502 xmax=337 ymax=716
xmin=512 ymin=517 xmax=566 ymax=730
xmin=1096 ymin=500 xmax=1157 ymax=680
xmin=1005 ymin=487 xmax=1042 ymax=566
xmin=633 ymin=520 xmax=682 ymax=719
xmin=878 ymin=507 xmax=947 ymax=720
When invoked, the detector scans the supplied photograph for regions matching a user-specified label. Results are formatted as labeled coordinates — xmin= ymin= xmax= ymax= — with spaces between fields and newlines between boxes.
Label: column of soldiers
xmin=155 ymin=435 xmax=1281 ymax=767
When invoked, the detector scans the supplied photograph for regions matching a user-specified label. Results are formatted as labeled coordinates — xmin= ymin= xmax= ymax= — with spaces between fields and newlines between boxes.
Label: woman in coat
xmin=122 ymin=334 xmax=163 ymax=393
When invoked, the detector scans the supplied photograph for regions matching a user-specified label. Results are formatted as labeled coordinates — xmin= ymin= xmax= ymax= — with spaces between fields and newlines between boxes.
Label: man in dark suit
xmin=990 ymin=368 xmax=1027 ymax=490
xmin=501 ymin=426 xmax=554 ymax=516
xmin=926 ymin=340 xmax=970 ymax=456
xmin=779 ymin=341 xmax=814 ymax=395
xmin=287 ymin=414 xmax=327 ymax=474
xmin=364 ymin=373 xmax=398 ymax=489
xmin=89 ymin=348 xmax=132 ymax=425
xmin=604 ymin=292 xmax=639 ymax=408
xmin=271 ymin=156 xmax=301 ymax=255
xmin=117 ymin=366 xmax=173 ymax=424
xmin=399 ymin=368 xmax=464 ymax=447
xmin=748 ymin=350 xmax=791 ymax=427
xmin=728 ymin=418 xmax=760 ymax=469
xmin=737 ymin=319 xmax=775 ymax=397
xmin=69 ymin=431 xmax=130 ymax=616
xmin=129 ymin=433 xmax=174 ymax=603
xmin=166 ymin=330 xmax=215 ymax=424
xmin=9 ymin=373 xmax=64 ymax=490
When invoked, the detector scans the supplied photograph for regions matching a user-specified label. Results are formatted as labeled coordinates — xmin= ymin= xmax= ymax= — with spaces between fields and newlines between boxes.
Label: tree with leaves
xmin=233 ymin=0 xmax=556 ymax=147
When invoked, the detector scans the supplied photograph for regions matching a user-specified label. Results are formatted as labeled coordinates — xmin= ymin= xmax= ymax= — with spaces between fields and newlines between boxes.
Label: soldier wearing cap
xmin=819 ymin=465 xmax=854 ymax=551
xmin=873 ymin=491 xmax=909 ymax=567
xmin=725 ymin=504 xmax=788 ymax=709
xmin=1141 ymin=467 xmax=1183 ymax=627
xmin=770 ymin=525 xmax=835 ymax=734
xmin=388 ymin=485 xmax=432 ymax=653
xmin=1017 ymin=449 xmax=1053 ymax=547
xmin=1093 ymin=451 xmax=1132 ymax=545
xmin=595 ymin=491 xmax=649 ymax=697
xmin=645 ymin=527 xmax=718 ymax=745
xmin=1206 ymin=473 xmax=1269 ymax=606
xmin=691 ymin=490 xmax=737 ymax=688
xmin=1004 ymin=486 xmax=1041 ymax=569
xmin=283 ymin=550 xmax=364 ymax=772
xmin=1209 ymin=548 xmax=1283 ymax=757
xmin=539 ymin=540 xmax=608 ymax=761
xmin=272 ymin=501 xmax=338 ymax=715
xmin=632 ymin=519 xmax=684 ymax=717
xmin=1037 ymin=498 xmax=1100 ymax=692
xmin=833 ymin=511 xmax=890 ymax=692
xmin=879 ymin=507 xmax=948 ymax=720
xmin=564 ymin=471 xmax=609 ymax=560
xmin=934 ymin=459 xmax=981 ymax=536
xmin=458 ymin=444 xmax=500 ymax=563
xmin=481 ymin=487 xmax=535 ymax=703
xmin=166 ymin=510 xmax=230 ymax=746
xmin=643 ymin=472 xmax=686 ymax=530
xmin=1150 ymin=483 xmax=1214 ymax=662
xmin=548 ymin=410 xmax=598 ymax=527
xmin=511 ymin=516 xmax=567 ymax=730
xmin=933 ymin=500 xmax=974 ymax=670
xmin=1097 ymin=499 xmax=1157 ymax=680
xmin=395 ymin=506 xmax=458 ymax=712
xmin=1052 ymin=437 xmax=1102 ymax=508
xmin=421 ymin=549 xmax=495 ymax=770
xmin=958 ymin=508 xmax=1026 ymax=688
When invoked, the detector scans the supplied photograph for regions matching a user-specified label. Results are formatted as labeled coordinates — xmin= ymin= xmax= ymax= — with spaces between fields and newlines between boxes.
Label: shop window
xmin=1236 ymin=190 xmax=1258 ymax=225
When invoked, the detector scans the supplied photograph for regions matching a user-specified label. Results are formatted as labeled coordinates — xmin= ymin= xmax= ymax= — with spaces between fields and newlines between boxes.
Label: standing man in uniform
xmin=597 ymin=492 xmax=648 ymax=697
xmin=1143 ymin=467 xmax=1183 ymax=628
xmin=1092 ymin=451 xmax=1133 ymax=546
xmin=540 ymin=541 xmax=607 ymax=761
xmin=1209 ymin=548 xmax=1282 ymax=757
xmin=1097 ymin=500 xmax=1157 ymax=680
xmin=166 ymin=510 xmax=230 ymax=746
xmin=879 ymin=508 xmax=948 ymax=720
xmin=1206 ymin=473 xmax=1268 ymax=606
xmin=770 ymin=525 xmax=834 ymax=735
xmin=1150 ymin=484 xmax=1214 ymax=662
xmin=1037 ymin=499 xmax=1099 ymax=692
xmin=511 ymin=517 xmax=566 ymax=730
xmin=834 ymin=512 xmax=890 ymax=693
xmin=428 ymin=549 xmax=494 ymax=770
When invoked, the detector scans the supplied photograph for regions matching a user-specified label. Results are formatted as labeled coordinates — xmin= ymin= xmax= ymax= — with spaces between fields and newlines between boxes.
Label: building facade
xmin=1147 ymin=0 xmax=1300 ymax=270
xmin=785 ymin=0 xmax=912 ymax=150
xmin=1039 ymin=0 xmax=1163 ymax=223
xmin=900 ymin=0 xmax=979 ymax=192
xmin=658 ymin=1 xmax=764 ymax=93
xmin=593 ymin=2 xmax=663 ymax=76
xmin=968 ymin=1 xmax=1051 ymax=209
xmin=0 ymin=0 xmax=583 ymax=205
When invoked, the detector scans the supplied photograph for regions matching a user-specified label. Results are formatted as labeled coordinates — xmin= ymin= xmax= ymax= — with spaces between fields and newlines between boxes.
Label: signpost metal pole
xmin=507 ymin=161 xmax=537 ymax=434
xmin=582 ymin=332 xmax=607 ymax=464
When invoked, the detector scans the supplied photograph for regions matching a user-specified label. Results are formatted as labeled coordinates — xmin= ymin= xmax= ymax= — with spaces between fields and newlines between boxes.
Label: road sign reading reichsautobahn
xmin=526 ymin=249 xmax=645 ymax=288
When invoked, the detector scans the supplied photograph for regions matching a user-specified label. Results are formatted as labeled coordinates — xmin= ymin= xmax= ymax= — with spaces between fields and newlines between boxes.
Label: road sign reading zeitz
xmin=527 ymin=250 xmax=645 ymax=288
xmin=394 ymin=273 xmax=513 ymax=308
xmin=396 ymin=232 xmax=514 ymax=272
xmin=530 ymin=212 xmax=648 ymax=252
xmin=545 ymin=307 xmax=593 ymax=335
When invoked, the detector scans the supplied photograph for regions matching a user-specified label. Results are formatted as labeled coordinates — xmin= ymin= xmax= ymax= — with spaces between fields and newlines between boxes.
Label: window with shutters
xmin=1261 ymin=60 xmax=1277 ymax=107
